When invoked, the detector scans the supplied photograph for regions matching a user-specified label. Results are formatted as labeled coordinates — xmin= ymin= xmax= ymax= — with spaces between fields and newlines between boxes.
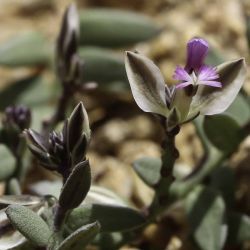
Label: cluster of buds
xmin=25 ymin=102 xmax=91 ymax=230
xmin=56 ymin=3 xmax=83 ymax=85
xmin=3 ymin=106 xmax=31 ymax=133
xmin=1 ymin=105 xmax=31 ymax=154
xmin=125 ymin=38 xmax=247 ymax=131
xmin=25 ymin=102 xmax=90 ymax=178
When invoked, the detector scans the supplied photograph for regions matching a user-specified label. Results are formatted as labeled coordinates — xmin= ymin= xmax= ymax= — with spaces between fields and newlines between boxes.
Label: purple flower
xmin=173 ymin=38 xmax=222 ymax=89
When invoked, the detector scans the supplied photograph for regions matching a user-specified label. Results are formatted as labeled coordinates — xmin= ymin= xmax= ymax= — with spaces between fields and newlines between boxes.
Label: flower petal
xmin=185 ymin=38 xmax=209 ymax=72
xmin=199 ymin=81 xmax=222 ymax=88
xmin=190 ymin=58 xmax=247 ymax=116
xmin=173 ymin=66 xmax=192 ymax=82
xmin=125 ymin=51 xmax=169 ymax=117
xmin=175 ymin=81 xmax=192 ymax=89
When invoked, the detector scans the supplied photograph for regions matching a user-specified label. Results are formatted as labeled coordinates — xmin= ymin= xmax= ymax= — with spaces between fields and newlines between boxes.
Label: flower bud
xmin=3 ymin=106 xmax=31 ymax=132
xmin=66 ymin=102 xmax=90 ymax=165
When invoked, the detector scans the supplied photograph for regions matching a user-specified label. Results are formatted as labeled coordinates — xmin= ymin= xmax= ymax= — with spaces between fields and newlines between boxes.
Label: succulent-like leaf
xmin=66 ymin=204 xmax=145 ymax=233
xmin=79 ymin=46 xmax=128 ymax=85
xmin=0 ymin=209 xmax=27 ymax=249
xmin=57 ymin=221 xmax=100 ymax=250
xmin=59 ymin=160 xmax=91 ymax=210
xmin=5 ymin=205 xmax=52 ymax=247
xmin=225 ymin=93 xmax=250 ymax=126
xmin=132 ymin=157 xmax=161 ymax=187
xmin=31 ymin=183 xmax=127 ymax=208
xmin=79 ymin=9 xmax=161 ymax=47
xmin=0 ymin=145 xmax=16 ymax=181
xmin=191 ymin=58 xmax=247 ymax=115
xmin=210 ymin=166 xmax=235 ymax=207
xmin=227 ymin=212 xmax=250 ymax=244
xmin=7 ymin=178 xmax=22 ymax=195
xmin=125 ymin=51 xmax=168 ymax=117
xmin=0 ymin=32 xmax=51 ymax=67
xmin=203 ymin=114 xmax=243 ymax=153
xmin=185 ymin=185 xmax=226 ymax=250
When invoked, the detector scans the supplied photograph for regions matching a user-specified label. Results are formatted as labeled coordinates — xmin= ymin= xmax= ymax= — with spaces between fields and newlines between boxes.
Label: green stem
xmin=149 ymin=126 xmax=180 ymax=215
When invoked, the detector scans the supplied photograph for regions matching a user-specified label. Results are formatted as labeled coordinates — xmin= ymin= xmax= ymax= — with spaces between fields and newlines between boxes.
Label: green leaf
xmin=59 ymin=161 xmax=91 ymax=210
xmin=5 ymin=205 xmax=52 ymax=247
xmin=66 ymin=204 xmax=145 ymax=233
xmin=184 ymin=185 xmax=226 ymax=250
xmin=0 ymin=74 xmax=57 ymax=111
xmin=0 ymin=32 xmax=51 ymax=67
xmin=0 ymin=145 xmax=16 ymax=181
xmin=225 ymin=93 xmax=250 ymax=126
xmin=203 ymin=114 xmax=243 ymax=153
xmin=125 ymin=51 xmax=168 ymax=117
xmin=7 ymin=178 xmax=22 ymax=195
xmin=57 ymin=222 xmax=100 ymax=250
xmin=0 ymin=208 xmax=27 ymax=249
xmin=205 ymin=48 xmax=224 ymax=66
xmin=79 ymin=9 xmax=160 ymax=47
xmin=191 ymin=58 xmax=247 ymax=116
xmin=79 ymin=46 xmax=128 ymax=86
xmin=132 ymin=157 xmax=161 ymax=187
xmin=227 ymin=212 xmax=250 ymax=244
xmin=210 ymin=166 xmax=235 ymax=207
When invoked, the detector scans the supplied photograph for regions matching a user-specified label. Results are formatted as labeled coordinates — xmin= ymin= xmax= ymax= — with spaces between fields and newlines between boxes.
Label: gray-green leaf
xmin=125 ymin=51 xmax=168 ymax=116
xmin=0 ymin=208 xmax=27 ymax=249
xmin=5 ymin=205 xmax=52 ymax=247
xmin=191 ymin=58 xmax=247 ymax=115
xmin=203 ymin=114 xmax=243 ymax=153
xmin=59 ymin=161 xmax=91 ymax=210
xmin=79 ymin=9 xmax=160 ymax=47
xmin=133 ymin=157 xmax=161 ymax=187
xmin=0 ymin=145 xmax=16 ymax=181
xmin=227 ymin=212 xmax=250 ymax=244
xmin=0 ymin=32 xmax=51 ymax=67
xmin=79 ymin=46 xmax=128 ymax=85
xmin=56 ymin=221 xmax=100 ymax=250
xmin=66 ymin=204 xmax=145 ymax=233
xmin=185 ymin=185 xmax=226 ymax=250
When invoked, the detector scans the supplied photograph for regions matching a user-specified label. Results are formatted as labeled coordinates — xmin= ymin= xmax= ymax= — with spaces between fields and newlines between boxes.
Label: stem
xmin=149 ymin=125 xmax=180 ymax=215
xmin=53 ymin=204 xmax=68 ymax=232
xmin=42 ymin=82 xmax=73 ymax=135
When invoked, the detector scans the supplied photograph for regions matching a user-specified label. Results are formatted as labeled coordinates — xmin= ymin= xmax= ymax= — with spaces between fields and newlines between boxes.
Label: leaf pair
xmin=125 ymin=51 xmax=247 ymax=129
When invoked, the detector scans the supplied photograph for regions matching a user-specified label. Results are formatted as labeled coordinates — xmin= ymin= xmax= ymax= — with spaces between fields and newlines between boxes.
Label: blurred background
xmin=0 ymin=0 xmax=250 ymax=249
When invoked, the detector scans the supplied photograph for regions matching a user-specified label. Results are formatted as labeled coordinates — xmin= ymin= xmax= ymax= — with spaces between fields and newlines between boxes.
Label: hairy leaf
xmin=203 ymin=114 xmax=243 ymax=153
xmin=79 ymin=9 xmax=160 ymax=47
xmin=191 ymin=58 xmax=247 ymax=115
xmin=59 ymin=161 xmax=91 ymax=210
xmin=56 ymin=222 xmax=100 ymax=250
xmin=5 ymin=205 xmax=51 ymax=247
xmin=0 ymin=145 xmax=16 ymax=182
xmin=66 ymin=204 xmax=145 ymax=233
xmin=133 ymin=157 xmax=161 ymax=187
xmin=125 ymin=51 xmax=168 ymax=116
xmin=185 ymin=185 xmax=226 ymax=250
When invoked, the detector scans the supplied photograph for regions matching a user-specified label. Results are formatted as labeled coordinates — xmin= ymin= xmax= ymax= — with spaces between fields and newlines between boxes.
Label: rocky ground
xmin=0 ymin=0 xmax=250 ymax=249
